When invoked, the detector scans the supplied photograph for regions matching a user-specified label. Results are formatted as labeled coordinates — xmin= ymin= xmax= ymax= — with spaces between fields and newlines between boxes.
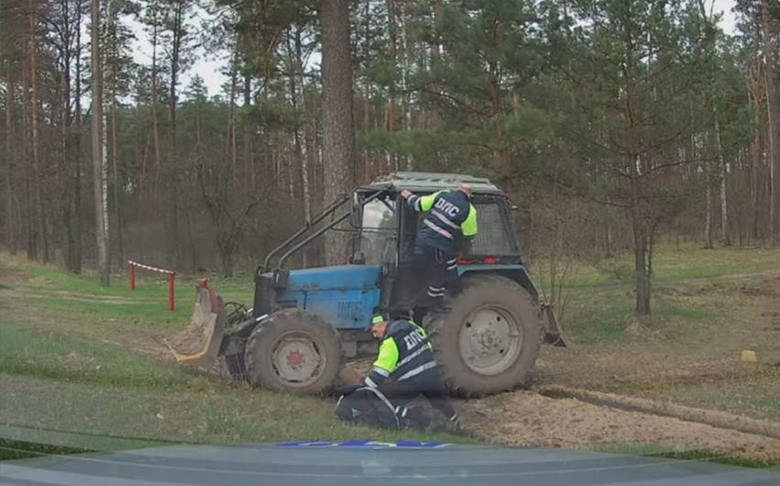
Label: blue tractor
xmin=167 ymin=172 xmax=564 ymax=396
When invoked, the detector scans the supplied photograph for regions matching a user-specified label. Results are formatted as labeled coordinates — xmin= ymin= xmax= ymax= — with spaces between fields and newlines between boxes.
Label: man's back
xmin=413 ymin=190 xmax=477 ymax=253
xmin=380 ymin=319 xmax=436 ymax=381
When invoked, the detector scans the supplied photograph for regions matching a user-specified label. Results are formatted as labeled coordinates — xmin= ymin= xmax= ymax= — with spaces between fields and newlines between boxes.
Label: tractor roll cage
xmin=260 ymin=186 xmax=391 ymax=272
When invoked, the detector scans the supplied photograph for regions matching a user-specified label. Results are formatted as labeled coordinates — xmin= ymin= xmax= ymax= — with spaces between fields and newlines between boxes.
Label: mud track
xmin=457 ymin=389 xmax=780 ymax=462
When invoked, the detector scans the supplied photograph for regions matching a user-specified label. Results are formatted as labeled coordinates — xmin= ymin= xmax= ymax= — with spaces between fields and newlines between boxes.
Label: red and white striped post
xmin=128 ymin=261 xmax=176 ymax=311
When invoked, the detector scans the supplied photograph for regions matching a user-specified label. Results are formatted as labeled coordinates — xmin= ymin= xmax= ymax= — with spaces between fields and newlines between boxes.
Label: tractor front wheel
xmin=244 ymin=309 xmax=341 ymax=394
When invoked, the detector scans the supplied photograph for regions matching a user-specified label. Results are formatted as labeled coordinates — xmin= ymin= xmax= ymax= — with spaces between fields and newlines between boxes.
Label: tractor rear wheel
xmin=426 ymin=275 xmax=542 ymax=395
xmin=244 ymin=309 xmax=341 ymax=394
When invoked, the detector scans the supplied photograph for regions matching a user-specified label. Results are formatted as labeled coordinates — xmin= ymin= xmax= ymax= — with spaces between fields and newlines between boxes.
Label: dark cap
xmin=366 ymin=312 xmax=388 ymax=331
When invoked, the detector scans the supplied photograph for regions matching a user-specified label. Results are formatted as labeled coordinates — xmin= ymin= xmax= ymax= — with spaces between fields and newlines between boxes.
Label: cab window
xmin=360 ymin=195 xmax=397 ymax=264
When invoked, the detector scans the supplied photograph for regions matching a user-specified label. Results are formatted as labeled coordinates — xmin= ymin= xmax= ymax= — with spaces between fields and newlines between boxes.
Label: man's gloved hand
xmin=400 ymin=189 xmax=412 ymax=199
xmin=339 ymin=365 xmax=363 ymax=387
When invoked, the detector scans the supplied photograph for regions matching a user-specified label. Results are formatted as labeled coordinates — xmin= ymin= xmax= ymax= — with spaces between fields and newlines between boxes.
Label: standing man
xmin=400 ymin=183 xmax=477 ymax=305
xmin=364 ymin=313 xmax=459 ymax=428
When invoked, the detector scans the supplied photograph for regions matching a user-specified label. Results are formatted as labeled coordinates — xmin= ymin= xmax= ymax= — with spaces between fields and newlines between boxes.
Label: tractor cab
xmin=354 ymin=172 xmax=520 ymax=265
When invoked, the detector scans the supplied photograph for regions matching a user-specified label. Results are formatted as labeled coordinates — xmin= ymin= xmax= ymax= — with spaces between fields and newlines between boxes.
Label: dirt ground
xmin=453 ymin=271 xmax=780 ymax=461
xmin=458 ymin=391 xmax=780 ymax=461
xmin=534 ymin=272 xmax=780 ymax=389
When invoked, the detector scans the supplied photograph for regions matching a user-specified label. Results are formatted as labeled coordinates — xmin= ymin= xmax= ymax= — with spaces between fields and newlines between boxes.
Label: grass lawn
xmin=0 ymin=372 xmax=460 ymax=449
xmin=0 ymin=253 xmax=467 ymax=453
xmin=531 ymin=242 xmax=780 ymax=288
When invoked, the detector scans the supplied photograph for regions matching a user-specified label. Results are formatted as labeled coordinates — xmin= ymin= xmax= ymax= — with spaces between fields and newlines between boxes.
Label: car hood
xmin=1 ymin=442 xmax=777 ymax=486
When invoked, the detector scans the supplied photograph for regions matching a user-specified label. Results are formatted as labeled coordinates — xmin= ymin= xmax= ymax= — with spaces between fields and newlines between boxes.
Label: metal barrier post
xmin=168 ymin=272 xmax=175 ymax=311
xmin=127 ymin=260 xmax=175 ymax=311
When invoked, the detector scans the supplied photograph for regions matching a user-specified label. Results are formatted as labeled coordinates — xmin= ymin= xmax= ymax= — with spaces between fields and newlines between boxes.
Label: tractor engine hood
xmin=280 ymin=265 xmax=382 ymax=292
xmin=254 ymin=265 xmax=382 ymax=330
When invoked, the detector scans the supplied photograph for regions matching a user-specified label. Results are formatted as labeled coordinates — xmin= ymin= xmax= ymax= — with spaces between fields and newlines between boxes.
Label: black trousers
xmin=384 ymin=367 xmax=456 ymax=421
xmin=411 ymin=243 xmax=457 ymax=305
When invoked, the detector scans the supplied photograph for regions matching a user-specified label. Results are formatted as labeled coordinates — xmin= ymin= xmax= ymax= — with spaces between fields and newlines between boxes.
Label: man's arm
xmin=365 ymin=337 xmax=399 ymax=388
xmin=401 ymin=190 xmax=446 ymax=213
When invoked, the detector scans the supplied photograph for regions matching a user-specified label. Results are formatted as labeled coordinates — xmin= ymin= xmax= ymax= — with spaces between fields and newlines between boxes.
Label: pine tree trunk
xmin=61 ymin=70 xmax=72 ymax=269
xmin=720 ymin=158 xmax=729 ymax=245
xmin=320 ymin=0 xmax=357 ymax=265
xmin=762 ymin=0 xmax=778 ymax=244
xmin=624 ymin=56 xmax=650 ymax=316
xmin=301 ymin=135 xmax=314 ymax=261
xmin=61 ymin=0 xmax=76 ymax=272
xmin=286 ymin=144 xmax=295 ymax=200
xmin=749 ymin=50 xmax=763 ymax=242
xmin=313 ymin=100 xmax=324 ymax=209
xmin=21 ymin=39 xmax=33 ymax=260
xmin=714 ymin=114 xmax=730 ymax=245
xmin=169 ymin=1 xmax=182 ymax=149
xmin=150 ymin=18 xmax=161 ymax=197
xmin=244 ymin=72 xmax=251 ymax=107
xmin=400 ymin=0 xmax=412 ymax=160
xmin=289 ymin=29 xmax=311 ymax=224
xmin=404 ymin=5 xmax=415 ymax=169
xmin=705 ymin=159 xmax=713 ymax=248
xmin=488 ymin=64 xmax=512 ymax=195
xmin=363 ymin=75 xmax=371 ymax=181
xmin=750 ymin=129 xmax=761 ymax=241
xmin=91 ymin=0 xmax=109 ymax=286
xmin=386 ymin=0 xmax=397 ymax=171
xmin=242 ymin=71 xmax=252 ymax=196
xmin=189 ymin=104 xmax=200 ymax=271
xmin=167 ymin=2 xmax=184 ymax=268
xmin=363 ymin=0 xmax=371 ymax=181
xmin=428 ymin=0 xmax=442 ymax=129
xmin=301 ymin=47 xmax=320 ymax=266
xmin=228 ymin=48 xmax=237 ymax=167
xmin=112 ymin=90 xmax=124 ymax=265
xmin=169 ymin=180 xmax=181 ymax=267
xmin=631 ymin=177 xmax=651 ymax=316
xmin=72 ymin=5 xmax=83 ymax=273
xmin=487 ymin=15 xmax=511 ymax=195
xmin=102 ymin=110 xmax=110 ymax=266
xmin=701 ymin=125 xmax=714 ymax=248
xmin=4 ymin=71 xmax=15 ymax=251
xmin=28 ymin=0 xmax=45 ymax=262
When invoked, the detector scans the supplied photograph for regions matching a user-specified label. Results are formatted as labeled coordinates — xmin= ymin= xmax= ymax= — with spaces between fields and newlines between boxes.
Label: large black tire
xmin=426 ymin=275 xmax=542 ymax=396
xmin=244 ymin=309 xmax=341 ymax=395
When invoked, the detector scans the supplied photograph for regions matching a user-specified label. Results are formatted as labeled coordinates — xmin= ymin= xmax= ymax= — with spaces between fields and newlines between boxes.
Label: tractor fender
xmin=457 ymin=265 xmax=539 ymax=301
xmin=456 ymin=266 xmax=565 ymax=347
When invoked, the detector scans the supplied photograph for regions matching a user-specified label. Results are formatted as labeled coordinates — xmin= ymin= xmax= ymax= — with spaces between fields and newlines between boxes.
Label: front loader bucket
xmin=541 ymin=304 xmax=567 ymax=347
xmin=164 ymin=282 xmax=227 ymax=370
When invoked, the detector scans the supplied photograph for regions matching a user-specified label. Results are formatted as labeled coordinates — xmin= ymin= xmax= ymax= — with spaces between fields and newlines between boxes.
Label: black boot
xmin=399 ymin=406 xmax=431 ymax=430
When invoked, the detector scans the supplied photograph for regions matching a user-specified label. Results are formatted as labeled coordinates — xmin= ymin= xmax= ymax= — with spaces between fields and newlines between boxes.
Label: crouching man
xmin=336 ymin=312 xmax=459 ymax=429
xmin=363 ymin=312 xmax=459 ymax=429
